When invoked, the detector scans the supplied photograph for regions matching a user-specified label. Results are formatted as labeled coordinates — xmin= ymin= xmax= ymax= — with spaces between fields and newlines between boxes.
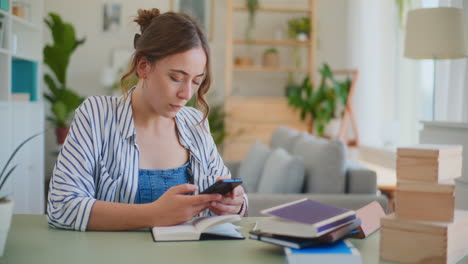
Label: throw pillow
xmin=238 ymin=141 xmax=272 ymax=193
xmin=257 ymin=148 xmax=305 ymax=194
xmin=291 ymin=136 xmax=347 ymax=193
xmin=270 ymin=126 xmax=299 ymax=150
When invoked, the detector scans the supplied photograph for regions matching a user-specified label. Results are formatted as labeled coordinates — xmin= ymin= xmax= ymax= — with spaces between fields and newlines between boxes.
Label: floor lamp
xmin=404 ymin=7 xmax=467 ymax=120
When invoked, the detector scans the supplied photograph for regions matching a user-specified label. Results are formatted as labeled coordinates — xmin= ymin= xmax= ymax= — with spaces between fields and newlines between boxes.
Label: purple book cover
xmin=263 ymin=199 xmax=355 ymax=231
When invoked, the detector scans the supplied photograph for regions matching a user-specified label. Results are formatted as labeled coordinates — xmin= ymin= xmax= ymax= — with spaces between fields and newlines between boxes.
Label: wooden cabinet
xmin=223 ymin=0 xmax=316 ymax=161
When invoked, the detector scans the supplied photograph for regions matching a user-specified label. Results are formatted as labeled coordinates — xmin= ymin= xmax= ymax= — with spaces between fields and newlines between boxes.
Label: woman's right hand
xmin=149 ymin=183 xmax=222 ymax=226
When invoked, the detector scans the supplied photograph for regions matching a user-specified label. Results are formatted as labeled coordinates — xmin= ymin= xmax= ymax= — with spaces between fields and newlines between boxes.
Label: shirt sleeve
xmin=47 ymin=100 xmax=97 ymax=231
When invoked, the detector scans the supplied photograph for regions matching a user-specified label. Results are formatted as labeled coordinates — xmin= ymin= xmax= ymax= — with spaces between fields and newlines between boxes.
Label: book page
xmin=152 ymin=223 xmax=199 ymax=241
xmin=193 ymin=215 xmax=241 ymax=232
xmin=203 ymin=222 xmax=244 ymax=238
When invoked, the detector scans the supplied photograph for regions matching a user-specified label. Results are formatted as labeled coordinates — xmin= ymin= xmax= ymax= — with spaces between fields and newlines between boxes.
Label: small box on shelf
xmin=11 ymin=93 xmax=30 ymax=101
xmin=12 ymin=58 xmax=38 ymax=102
xmin=0 ymin=0 xmax=9 ymax=11
xmin=12 ymin=5 xmax=25 ymax=19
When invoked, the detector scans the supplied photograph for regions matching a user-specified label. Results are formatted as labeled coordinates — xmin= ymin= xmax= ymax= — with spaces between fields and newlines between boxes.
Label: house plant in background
xmin=0 ymin=132 xmax=42 ymax=256
xmin=287 ymin=63 xmax=351 ymax=137
xmin=234 ymin=0 xmax=259 ymax=67
xmin=288 ymin=16 xmax=310 ymax=41
xmin=43 ymin=13 xmax=86 ymax=145
xmin=262 ymin=47 xmax=279 ymax=68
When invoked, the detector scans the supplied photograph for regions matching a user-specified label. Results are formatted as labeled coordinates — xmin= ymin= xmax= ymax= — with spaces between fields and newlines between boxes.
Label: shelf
xmin=234 ymin=39 xmax=310 ymax=46
xmin=234 ymin=6 xmax=310 ymax=13
xmin=12 ymin=53 xmax=39 ymax=62
xmin=11 ymin=15 xmax=40 ymax=31
xmin=0 ymin=47 xmax=8 ymax=55
xmin=234 ymin=65 xmax=308 ymax=73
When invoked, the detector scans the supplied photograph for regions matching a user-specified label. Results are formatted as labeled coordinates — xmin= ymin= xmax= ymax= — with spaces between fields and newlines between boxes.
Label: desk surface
xmin=2 ymin=215 xmax=468 ymax=264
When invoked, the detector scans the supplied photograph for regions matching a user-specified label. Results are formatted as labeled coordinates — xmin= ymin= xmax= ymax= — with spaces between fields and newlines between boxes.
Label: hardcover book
xmin=260 ymin=198 xmax=356 ymax=237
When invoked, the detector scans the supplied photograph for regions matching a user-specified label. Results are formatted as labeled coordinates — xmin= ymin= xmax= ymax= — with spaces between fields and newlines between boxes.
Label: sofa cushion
xmin=291 ymin=135 xmax=347 ymax=193
xmin=238 ymin=141 xmax=272 ymax=193
xmin=257 ymin=148 xmax=305 ymax=194
xmin=270 ymin=126 xmax=299 ymax=151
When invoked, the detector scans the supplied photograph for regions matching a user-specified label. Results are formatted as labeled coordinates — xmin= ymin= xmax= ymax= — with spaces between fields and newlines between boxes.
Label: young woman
xmin=47 ymin=8 xmax=247 ymax=231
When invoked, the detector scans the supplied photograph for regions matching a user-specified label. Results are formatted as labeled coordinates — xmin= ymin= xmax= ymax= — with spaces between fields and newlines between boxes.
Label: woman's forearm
xmin=87 ymin=200 xmax=155 ymax=231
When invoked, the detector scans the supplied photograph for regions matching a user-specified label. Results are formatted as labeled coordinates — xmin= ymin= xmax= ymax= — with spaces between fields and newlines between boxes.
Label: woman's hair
xmin=121 ymin=8 xmax=211 ymax=123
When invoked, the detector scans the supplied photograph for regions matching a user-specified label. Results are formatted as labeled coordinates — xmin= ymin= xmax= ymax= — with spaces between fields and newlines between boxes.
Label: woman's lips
xmin=169 ymin=104 xmax=182 ymax=111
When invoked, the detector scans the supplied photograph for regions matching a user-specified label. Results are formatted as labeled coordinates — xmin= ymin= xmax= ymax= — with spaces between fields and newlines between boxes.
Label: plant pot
xmin=262 ymin=53 xmax=279 ymax=68
xmin=297 ymin=32 xmax=308 ymax=41
xmin=55 ymin=127 xmax=70 ymax=145
xmin=234 ymin=56 xmax=253 ymax=67
xmin=0 ymin=199 xmax=13 ymax=256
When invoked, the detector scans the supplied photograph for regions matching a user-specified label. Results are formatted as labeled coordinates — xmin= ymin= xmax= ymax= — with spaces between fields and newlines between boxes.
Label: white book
xmin=284 ymin=239 xmax=362 ymax=264
xmin=151 ymin=215 xmax=244 ymax=242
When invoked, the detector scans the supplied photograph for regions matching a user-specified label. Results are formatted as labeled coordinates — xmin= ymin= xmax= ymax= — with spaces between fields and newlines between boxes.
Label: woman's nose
xmin=177 ymin=81 xmax=192 ymax=100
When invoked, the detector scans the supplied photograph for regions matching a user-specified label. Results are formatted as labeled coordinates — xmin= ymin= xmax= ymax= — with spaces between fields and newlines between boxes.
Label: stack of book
xmin=250 ymin=198 xmax=363 ymax=263
xmin=380 ymin=144 xmax=468 ymax=263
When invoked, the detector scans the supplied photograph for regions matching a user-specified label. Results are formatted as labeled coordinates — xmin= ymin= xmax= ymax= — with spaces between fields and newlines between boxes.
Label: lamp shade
xmin=404 ymin=7 xmax=467 ymax=59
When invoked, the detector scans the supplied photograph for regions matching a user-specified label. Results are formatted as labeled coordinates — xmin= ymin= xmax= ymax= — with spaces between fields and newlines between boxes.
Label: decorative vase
xmin=234 ymin=56 xmax=253 ymax=67
xmin=262 ymin=53 xmax=279 ymax=68
xmin=55 ymin=127 xmax=70 ymax=145
xmin=0 ymin=199 xmax=13 ymax=256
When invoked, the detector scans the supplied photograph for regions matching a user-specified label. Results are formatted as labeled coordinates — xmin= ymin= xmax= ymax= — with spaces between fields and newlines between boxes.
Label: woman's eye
xmin=192 ymin=80 xmax=201 ymax=86
xmin=170 ymin=76 xmax=182 ymax=82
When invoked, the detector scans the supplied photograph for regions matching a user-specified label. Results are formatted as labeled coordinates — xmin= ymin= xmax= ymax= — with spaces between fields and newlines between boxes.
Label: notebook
xmin=260 ymin=198 xmax=356 ymax=238
xmin=151 ymin=215 xmax=245 ymax=241
xmin=284 ymin=239 xmax=362 ymax=264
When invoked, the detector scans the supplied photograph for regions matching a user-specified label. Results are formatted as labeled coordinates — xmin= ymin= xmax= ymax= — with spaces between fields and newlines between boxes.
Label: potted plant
xmin=262 ymin=47 xmax=279 ymax=68
xmin=287 ymin=63 xmax=351 ymax=136
xmin=0 ymin=132 xmax=42 ymax=256
xmin=235 ymin=0 xmax=259 ymax=67
xmin=43 ymin=13 xmax=86 ymax=145
xmin=288 ymin=16 xmax=311 ymax=41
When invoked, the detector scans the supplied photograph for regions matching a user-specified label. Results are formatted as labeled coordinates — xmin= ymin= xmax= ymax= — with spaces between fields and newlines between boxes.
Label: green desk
xmin=2 ymin=215 xmax=468 ymax=264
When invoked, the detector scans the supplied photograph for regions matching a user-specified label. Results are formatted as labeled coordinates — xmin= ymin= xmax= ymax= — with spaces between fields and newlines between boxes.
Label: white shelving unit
xmin=0 ymin=0 xmax=45 ymax=214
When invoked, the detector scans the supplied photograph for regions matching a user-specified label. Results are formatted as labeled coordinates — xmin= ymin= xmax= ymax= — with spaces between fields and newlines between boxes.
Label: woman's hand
xmin=209 ymin=177 xmax=246 ymax=216
xmin=150 ymin=183 xmax=222 ymax=226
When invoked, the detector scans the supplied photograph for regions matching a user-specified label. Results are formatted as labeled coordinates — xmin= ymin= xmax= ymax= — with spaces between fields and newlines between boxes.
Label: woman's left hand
xmin=208 ymin=177 xmax=246 ymax=216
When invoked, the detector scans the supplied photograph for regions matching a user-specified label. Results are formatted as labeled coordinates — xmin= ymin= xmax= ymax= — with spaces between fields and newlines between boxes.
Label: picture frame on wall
xmin=170 ymin=0 xmax=214 ymax=41
xmin=103 ymin=3 xmax=122 ymax=32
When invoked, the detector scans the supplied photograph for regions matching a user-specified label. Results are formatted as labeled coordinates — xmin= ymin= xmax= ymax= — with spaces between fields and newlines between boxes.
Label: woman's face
xmin=138 ymin=47 xmax=207 ymax=118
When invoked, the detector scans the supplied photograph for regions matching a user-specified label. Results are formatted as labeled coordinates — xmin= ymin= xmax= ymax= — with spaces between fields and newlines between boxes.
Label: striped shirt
xmin=47 ymin=89 xmax=244 ymax=231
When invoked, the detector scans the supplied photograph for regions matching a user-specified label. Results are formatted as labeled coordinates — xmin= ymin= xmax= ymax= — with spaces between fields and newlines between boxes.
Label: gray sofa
xmin=226 ymin=126 xmax=388 ymax=216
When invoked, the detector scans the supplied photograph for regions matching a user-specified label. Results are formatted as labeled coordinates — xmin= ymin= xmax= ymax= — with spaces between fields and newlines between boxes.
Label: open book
xmin=151 ymin=215 xmax=245 ymax=242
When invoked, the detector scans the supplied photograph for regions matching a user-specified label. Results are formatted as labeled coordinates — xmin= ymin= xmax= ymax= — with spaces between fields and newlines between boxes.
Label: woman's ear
xmin=136 ymin=57 xmax=149 ymax=79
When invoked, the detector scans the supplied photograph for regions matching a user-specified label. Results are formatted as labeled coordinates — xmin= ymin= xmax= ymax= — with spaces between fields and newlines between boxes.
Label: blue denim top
xmin=134 ymin=161 xmax=191 ymax=204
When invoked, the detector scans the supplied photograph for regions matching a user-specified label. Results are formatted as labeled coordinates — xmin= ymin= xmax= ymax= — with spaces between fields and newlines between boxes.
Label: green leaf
xmin=52 ymin=102 xmax=68 ymax=127
xmin=0 ymin=132 xmax=43 ymax=193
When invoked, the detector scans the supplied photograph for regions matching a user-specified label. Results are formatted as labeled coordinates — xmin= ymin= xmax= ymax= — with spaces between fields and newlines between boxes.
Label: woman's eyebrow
xmin=169 ymin=69 xmax=205 ymax=77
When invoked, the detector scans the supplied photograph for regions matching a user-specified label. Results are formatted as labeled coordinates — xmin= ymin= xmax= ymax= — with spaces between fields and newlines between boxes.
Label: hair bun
xmin=135 ymin=8 xmax=161 ymax=34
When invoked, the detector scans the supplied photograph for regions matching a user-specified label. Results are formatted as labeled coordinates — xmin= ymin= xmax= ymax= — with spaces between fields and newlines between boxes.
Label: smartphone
xmin=200 ymin=179 xmax=243 ymax=195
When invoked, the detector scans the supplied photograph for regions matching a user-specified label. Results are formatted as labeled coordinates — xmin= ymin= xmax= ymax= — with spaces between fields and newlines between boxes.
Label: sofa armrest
xmin=346 ymin=161 xmax=377 ymax=194
xmin=225 ymin=161 xmax=241 ymax=179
